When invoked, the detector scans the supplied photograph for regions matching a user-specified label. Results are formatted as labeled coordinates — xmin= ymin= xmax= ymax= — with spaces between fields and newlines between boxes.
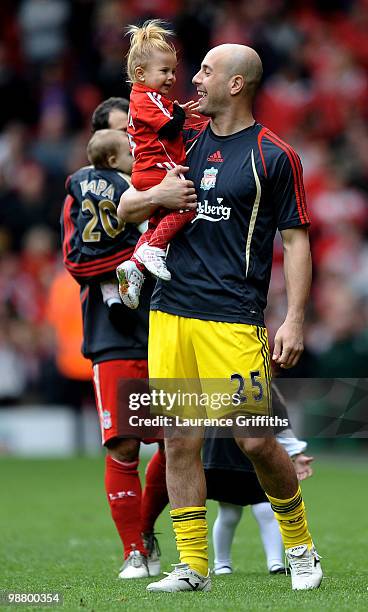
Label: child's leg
xmin=130 ymin=228 xmax=155 ymax=271
xmin=148 ymin=210 xmax=196 ymax=249
xmin=116 ymin=211 xmax=165 ymax=307
xmin=251 ymin=502 xmax=284 ymax=572
xmin=213 ymin=502 xmax=243 ymax=572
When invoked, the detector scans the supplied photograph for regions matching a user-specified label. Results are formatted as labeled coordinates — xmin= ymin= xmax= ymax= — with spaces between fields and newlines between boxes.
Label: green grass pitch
xmin=1 ymin=452 xmax=367 ymax=611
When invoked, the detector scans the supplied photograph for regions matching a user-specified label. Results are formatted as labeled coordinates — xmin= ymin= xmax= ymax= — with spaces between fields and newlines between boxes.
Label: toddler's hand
xmin=175 ymin=99 xmax=200 ymax=119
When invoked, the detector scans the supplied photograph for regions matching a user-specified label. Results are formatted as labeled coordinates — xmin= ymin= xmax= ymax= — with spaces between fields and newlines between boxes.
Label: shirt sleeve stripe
xmin=264 ymin=131 xmax=306 ymax=224
xmin=64 ymin=246 xmax=134 ymax=275
xmin=264 ymin=130 xmax=309 ymax=224
xmin=271 ymin=132 xmax=310 ymax=223
xmin=283 ymin=137 xmax=309 ymax=223
xmin=65 ymin=254 xmax=134 ymax=279
xmin=62 ymin=195 xmax=75 ymax=260
xmin=257 ymin=128 xmax=268 ymax=177
xmin=64 ymin=244 xmax=134 ymax=270
xmin=146 ymin=91 xmax=172 ymax=119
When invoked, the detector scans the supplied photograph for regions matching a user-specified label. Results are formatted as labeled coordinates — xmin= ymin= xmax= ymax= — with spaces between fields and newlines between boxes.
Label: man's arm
xmin=272 ymin=226 xmax=312 ymax=369
xmin=117 ymin=165 xmax=197 ymax=223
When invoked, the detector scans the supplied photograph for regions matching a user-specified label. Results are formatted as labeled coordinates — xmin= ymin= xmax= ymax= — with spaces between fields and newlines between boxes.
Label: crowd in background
xmin=1 ymin=0 xmax=368 ymax=407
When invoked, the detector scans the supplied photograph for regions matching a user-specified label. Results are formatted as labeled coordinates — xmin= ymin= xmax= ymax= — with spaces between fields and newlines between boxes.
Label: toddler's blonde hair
xmin=126 ymin=19 xmax=176 ymax=83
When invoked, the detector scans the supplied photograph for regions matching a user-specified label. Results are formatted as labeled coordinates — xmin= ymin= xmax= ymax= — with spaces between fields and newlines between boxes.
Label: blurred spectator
xmin=311 ymin=281 xmax=368 ymax=377
xmin=43 ymin=267 xmax=93 ymax=412
xmin=0 ymin=318 xmax=27 ymax=405
xmin=175 ymin=0 xmax=214 ymax=96
xmin=0 ymin=123 xmax=29 ymax=189
xmin=0 ymin=163 xmax=51 ymax=249
xmin=18 ymin=0 xmax=70 ymax=66
xmin=93 ymin=0 xmax=132 ymax=99
xmin=256 ymin=62 xmax=314 ymax=138
xmin=0 ymin=43 xmax=35 ymax=128
xmin=31 ymin=105 xmax=71 ymax=175
xmin=45 ymin=268 xmax=91 ymax=384
xmin=309 ymin=171 xmax=368 ymax=237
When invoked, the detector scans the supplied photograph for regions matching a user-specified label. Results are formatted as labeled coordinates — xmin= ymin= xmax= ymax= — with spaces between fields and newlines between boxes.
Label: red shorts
xmin=132 ymin=169 xmax=166 ymax=191
xmin=92 ymin=359 xmax=162 ymax=445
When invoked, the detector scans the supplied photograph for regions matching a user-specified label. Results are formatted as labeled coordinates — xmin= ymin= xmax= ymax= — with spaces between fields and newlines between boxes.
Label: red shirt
xmin=128 ymin=83 xmax=186 ymax=180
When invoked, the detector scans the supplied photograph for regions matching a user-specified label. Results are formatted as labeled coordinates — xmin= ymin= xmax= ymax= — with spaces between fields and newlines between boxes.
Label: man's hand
xmin=293 ymin=453 xmax=314 ymax=481
xmin=117 ymin=166 xmax=197 ymax=223
xmin=272 ymin=319 xmax=304 ymax=369
xmin=150 ymin=166 xmax=197 ymax=210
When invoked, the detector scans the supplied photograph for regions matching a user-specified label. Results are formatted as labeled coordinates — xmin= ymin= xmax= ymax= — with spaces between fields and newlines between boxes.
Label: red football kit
xmin=127 ymin=83 xmax=195 ymax=252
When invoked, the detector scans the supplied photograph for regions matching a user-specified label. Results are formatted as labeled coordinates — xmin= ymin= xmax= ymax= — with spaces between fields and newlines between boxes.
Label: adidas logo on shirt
xmin=207 ymin=150 xmax=224 ymax=162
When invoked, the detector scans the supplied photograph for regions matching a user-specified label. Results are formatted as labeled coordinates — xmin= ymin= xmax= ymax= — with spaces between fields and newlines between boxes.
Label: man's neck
xmin=210 ymin=110 xmax=255 ymax=136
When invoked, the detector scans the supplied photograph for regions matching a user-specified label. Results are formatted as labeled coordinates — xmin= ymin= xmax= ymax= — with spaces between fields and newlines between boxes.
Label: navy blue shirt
xmin=151 ymin=122 xmax=309 ymax=325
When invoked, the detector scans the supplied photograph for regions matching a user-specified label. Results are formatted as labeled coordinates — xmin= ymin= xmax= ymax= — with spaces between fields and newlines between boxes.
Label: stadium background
xmin=0 ymin=2 xmax=367 ymax=610
xmin=1 ymin=0 xmax=368 ymax=448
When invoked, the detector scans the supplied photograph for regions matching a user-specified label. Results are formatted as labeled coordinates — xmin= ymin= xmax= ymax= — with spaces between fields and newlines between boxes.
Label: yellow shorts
xmin=148 ymin=311 xmax=271 ymax=419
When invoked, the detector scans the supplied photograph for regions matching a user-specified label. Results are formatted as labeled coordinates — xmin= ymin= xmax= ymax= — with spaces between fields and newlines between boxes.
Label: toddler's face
xmin=140 ymin=50 xmax=177 ymax=95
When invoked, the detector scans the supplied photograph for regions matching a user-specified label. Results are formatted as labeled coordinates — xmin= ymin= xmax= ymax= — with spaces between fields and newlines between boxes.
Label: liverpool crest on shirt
xmin=200 ymin=167 xmax=218 ymax=191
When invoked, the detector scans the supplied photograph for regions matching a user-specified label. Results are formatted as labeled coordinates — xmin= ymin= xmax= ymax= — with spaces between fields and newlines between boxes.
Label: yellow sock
xmin=170 ymin=506 xmax=208 ymax=576
xmin=267 ymin=486 xmax=313 ymax=550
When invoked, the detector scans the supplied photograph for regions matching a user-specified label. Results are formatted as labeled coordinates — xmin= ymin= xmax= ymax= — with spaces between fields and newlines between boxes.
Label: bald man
xmin=118 ymin=44 xmax=322 ymax=593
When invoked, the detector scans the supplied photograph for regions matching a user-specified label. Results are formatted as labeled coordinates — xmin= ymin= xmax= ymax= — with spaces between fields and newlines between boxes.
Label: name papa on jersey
xmin=80 ymin=178 xmax=115 ymax=200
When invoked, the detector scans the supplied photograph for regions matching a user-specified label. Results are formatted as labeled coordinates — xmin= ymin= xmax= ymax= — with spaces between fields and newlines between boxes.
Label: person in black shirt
xmin=118 ymin=44 xmax=322 ymax=593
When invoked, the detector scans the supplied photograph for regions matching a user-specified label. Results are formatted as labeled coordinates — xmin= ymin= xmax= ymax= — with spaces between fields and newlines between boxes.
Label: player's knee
xmin=106 ymin=437 xmax=140 ymax=462
xmin=236 ymin=436 xmax=276 ymax=461
xmin=165 ymin=436 xmax=201 ymax=463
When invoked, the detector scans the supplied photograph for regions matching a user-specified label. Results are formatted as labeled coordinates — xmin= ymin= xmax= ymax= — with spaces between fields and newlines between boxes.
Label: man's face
xmin=192 ymin=49 xmax=230 ymax=117
xmin=108 ymin=109 xmax=128 ymax=132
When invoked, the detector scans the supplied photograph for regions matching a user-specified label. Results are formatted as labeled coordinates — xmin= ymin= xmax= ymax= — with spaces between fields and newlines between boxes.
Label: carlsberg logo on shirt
xmin=192 ymin=198 xmax=231 ymax=223
xmin=194 ymin=166 xmax=231 ymax=222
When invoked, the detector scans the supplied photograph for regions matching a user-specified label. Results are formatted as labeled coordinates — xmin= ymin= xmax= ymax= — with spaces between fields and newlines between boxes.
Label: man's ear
xmin=135 ymin=66 xmax=145 ymax=82
xmin=230 ymin=74 xmax=245 ymax=96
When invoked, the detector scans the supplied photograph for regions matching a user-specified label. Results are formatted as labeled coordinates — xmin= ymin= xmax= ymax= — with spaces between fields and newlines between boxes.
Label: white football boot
xmin=134 ymin=243 xmax=171 ymax=281
xmin=286 ymin=544 xmax=322 ymax=590
xmin=214 ymin=564 xmax=233 ymax=575
xmin=116 ymin=260 xmax=144 ymax=309
xmin=146 ymin=562 xmax=211 ymax=592
xmin=118 ymin=550 xmax=149 ymax=579
xmin=142 ymin=532 xmax=161 ymax=577
xmin=269 ymin=564 xmax=289 ymax=575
